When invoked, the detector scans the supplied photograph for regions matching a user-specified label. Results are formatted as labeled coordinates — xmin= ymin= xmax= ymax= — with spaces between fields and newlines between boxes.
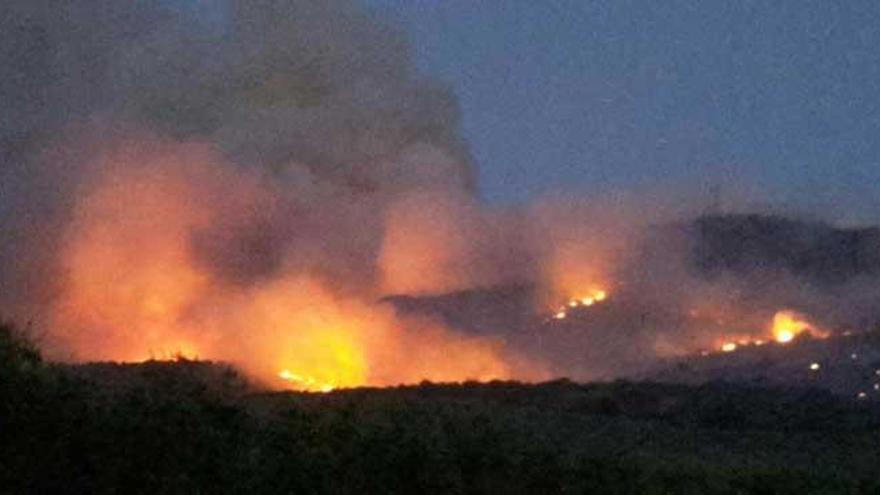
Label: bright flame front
xmin=43 ymin=143 xmax=536 ymax=390
xmin=771 ymin=310 xmax=817 ymax=344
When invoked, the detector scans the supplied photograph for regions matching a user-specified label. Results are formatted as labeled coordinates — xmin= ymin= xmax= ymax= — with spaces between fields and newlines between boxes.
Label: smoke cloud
xmin=3 ymin=0 xmax=880 ymax=388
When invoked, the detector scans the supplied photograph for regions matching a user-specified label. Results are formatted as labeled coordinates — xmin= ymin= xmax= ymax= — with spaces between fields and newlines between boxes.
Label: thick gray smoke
xmin=0 ymin=0 xmax=544 ymax=387
xmin=1 ymin=0 xmax=473 ymax=178
xmin=0 ymin=0 xmax=480 ymax=312
xmin=3 ymin=1 xmax=880 ymax=386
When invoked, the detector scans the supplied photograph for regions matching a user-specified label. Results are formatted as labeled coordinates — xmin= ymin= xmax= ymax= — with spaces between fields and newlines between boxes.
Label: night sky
xmin=365 ymin=1 xmax=880 ymax=222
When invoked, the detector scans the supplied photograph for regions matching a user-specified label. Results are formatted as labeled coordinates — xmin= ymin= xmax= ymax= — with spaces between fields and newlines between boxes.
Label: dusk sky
xmin=365 ymin=1 xmax=880 ymax=221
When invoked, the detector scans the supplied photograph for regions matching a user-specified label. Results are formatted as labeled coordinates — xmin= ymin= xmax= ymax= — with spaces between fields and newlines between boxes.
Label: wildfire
xmin=41 ymin=141 xmax=534 ymax=390
xmin=278 ymin=370 xmax=335 ymax=393
xmin=549 ymin=288 xmax=610 ymax=321
xmin=578 ymin=289 xmax=607 ymax=307
xmin=709 ymin=309 xmax=828 ymax=354
xmin=771 ymin=310 xmax=821 ymax=344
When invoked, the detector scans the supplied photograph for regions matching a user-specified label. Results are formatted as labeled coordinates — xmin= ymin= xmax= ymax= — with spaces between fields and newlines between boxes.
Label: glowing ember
xmin=721 ymin=342 xmax=737 ymax=353
xmin=573 ymin=289 xmax=608 ymax=309
xmin=809 ymin=362 xmax=820 ymax=371
xmin=575 ymin=289 xmax=607 ymax=307
xmin=549 ymin=289 xmax=608 ymax=319
xmin=770 ymin=310 xmax=815 ymax=344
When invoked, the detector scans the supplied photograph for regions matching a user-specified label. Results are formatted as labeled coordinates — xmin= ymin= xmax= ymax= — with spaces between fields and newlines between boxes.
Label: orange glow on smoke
xmin=51 ymin=145 xmax=216 ymax=362
xmin=378 ymin=191 xmax=515 ymax=296
xmin=45 ymin=141 xmax=536 ymax=390
xmin=527 ymin=196 xmax=630 ymax=313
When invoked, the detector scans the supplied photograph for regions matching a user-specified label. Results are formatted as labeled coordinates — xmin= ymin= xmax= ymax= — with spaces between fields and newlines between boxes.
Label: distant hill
xmin=383 ymin=213 xmax=880 ymax=335
xmin=687 ymin=213 xmax=880 ymax=284
xmin=382 ymin=213 xmax=880 ymax=384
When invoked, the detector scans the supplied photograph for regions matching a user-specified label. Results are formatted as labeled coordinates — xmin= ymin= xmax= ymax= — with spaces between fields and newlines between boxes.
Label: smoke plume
xmin=0 ymin=0 xmax=545 ymax=388
xmin=3 ymin=0 xmax=880 ymax=388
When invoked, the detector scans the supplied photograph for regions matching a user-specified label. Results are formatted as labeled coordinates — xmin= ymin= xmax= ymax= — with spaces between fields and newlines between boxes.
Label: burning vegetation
xmin=45 ymin=153 xmax=522 ymax=392
xmin=713 ymin=310 xmax=829 ymax=355
xmin=551 ymin=288 xmax=609 ymax=320
xmin=5 ymin=1 xmax=880 ymax=492
xmin=3 ymin=0 xmax=880 ymax=397
xmin=5 ymin=316 xmax=880 ymax=493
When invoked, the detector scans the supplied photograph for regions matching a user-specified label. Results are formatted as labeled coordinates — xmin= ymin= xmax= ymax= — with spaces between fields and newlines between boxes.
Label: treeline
xmin=2 ymin=322 xmax=880 ymax=493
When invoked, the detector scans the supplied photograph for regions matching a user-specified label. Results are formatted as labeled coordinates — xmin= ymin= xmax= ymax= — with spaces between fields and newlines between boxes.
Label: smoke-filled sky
xmin=365 ymin=1 xmax=880 ymax=222
xmin=3 ymin=0 xmax=880 ymax=388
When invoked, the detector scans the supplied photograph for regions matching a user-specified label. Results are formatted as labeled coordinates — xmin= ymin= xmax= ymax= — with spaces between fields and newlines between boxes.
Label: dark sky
xmin=365 ymin=1 xmax=880 ymax=222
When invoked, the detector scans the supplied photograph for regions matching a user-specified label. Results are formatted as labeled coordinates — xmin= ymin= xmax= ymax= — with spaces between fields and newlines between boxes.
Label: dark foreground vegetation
xmin=3 ymin=323 xmax=880 ymax=494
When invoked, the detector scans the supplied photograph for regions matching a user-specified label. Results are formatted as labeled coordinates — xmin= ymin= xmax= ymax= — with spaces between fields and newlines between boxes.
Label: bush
xmin=0 ymin=321 xmax=41 ymax=370
xmin=2 ymin=332 xmax=879 ymax=493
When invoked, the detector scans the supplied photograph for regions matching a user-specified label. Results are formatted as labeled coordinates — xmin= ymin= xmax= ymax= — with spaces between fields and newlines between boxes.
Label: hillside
xmin=7 ymin=213 xmax=880 ymax=492
xmin=688 ymin=214 xmax=880 ymax=285
xmin=3 ymin=323 xmax=880 ymax=493
xmin=645 ymin=331 xmax=880 ymax=399
xmin=381 ymin=213 xmax=880 ymax=380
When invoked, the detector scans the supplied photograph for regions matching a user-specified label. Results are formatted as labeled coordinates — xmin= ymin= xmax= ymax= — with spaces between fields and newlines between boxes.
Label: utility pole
xmin=707 ymin=183 xmax=722 ymax=215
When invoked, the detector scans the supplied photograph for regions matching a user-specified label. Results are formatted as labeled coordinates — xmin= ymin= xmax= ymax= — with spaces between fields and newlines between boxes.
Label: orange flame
xmin=44 ymin=141 xmax=543 ymax=390
xmin=770 ymin=310 xmax=821 ymax=344
xmin=707 ymin=309 xmax=828 ymax=355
